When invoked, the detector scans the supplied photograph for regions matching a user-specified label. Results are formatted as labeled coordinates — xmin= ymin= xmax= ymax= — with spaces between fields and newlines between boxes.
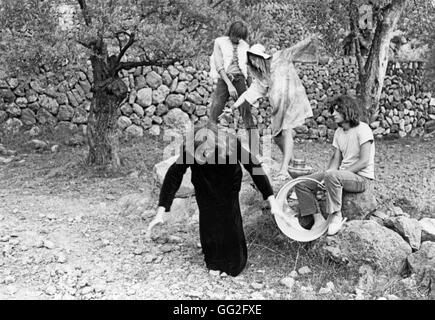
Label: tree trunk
xmin=358 ymin=0 xmax=407 ymax=122
xmin=86 ymin=54 xmax=128 ymax=168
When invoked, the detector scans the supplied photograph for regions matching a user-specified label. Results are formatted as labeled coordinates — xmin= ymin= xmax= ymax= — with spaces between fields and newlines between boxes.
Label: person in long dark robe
xmin=147 ymin=122 xmax=283 ymax=277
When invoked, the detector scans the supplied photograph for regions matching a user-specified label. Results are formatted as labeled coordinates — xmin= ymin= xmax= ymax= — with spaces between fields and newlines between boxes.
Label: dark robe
xmin=158 ymin=139 xmax=273 ymax=276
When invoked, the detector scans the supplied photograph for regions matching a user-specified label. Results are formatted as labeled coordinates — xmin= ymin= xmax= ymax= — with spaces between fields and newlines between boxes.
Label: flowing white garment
xmin=268 ymin=38 xmax=315 ymax=136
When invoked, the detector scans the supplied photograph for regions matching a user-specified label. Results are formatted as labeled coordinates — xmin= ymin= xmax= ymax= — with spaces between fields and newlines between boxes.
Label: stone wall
xmin=1 ymin=58 xmax=434 ymax=142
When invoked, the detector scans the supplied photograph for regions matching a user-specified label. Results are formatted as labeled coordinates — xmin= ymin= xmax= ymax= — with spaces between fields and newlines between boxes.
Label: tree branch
xmin=212 ymin=0 xmax=227 ymax=9
xmin=117 ymin=58 xmax=179 ymax=72
xmin=116 ymin=32 xmax=136 ymax=64
xmin=77 ymin=0 xmax=92 ymax=26
xmin=76 ymin=39 xmax=93 ymax=49
xmin=349 ymin=0 xmax=365 ymax=78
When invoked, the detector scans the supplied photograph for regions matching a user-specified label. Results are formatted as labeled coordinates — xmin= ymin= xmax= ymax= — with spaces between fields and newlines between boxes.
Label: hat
xmin=288 ymin=159 xmax=313 ymax=178
xmin=247 ymin=44 xmax=271 ymax=59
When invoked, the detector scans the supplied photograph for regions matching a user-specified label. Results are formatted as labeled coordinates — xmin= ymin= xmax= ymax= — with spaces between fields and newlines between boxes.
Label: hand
xmin=146 ymin=207 xmax=165 ymax=239
xmin=217 ymin=107 xmax=233 ymax=122
xmin=227 ymin=84 xmax=238 ymax=100
xmin=267 ymin=195 xmax=282 ymax=217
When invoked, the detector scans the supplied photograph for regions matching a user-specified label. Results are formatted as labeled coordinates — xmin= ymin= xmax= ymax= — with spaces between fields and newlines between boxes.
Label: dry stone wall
xmin=1 ymin=58 xmax=434 ymax=141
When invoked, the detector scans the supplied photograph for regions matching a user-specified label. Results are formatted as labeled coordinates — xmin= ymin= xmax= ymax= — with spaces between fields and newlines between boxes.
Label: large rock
xmin=2 ymin=118 xmax=23 ymax=134
xmin=419 ymin=218 xmax=435 ymax=242
xmin=163 ymin=108 xmax=191 ymax=135
xmin=36 ymin=108 xmax=57 ymax=126
xmin=187 ymin=92 xmax=203 ymax=105
xmin=342 ymin=181 xmax=377 ymax=220
xmin=154 ymin=155 xmax=194 ymax=198
xmin=0 ymin=88 xmax=15 ymax=103
xmin=152 ymin=85 xmax=170 ymax=105
xmin=58 ymin=105 xmax=75 ymax=121
xmin=316 ymin=220 xmax=412 ymax=273
xmin=175 ymin=81 xmax=189 ymax=94
xmin=384 ymin=216 xmax=422 ymax=251
xmin=406 ymin=241 xmax=435 ymax=297
xmin=164 ymin=197 xmax=198 ymax=225
xmin=72 ymin=107 xmax=88 ymax=124
xmin=6 ymin=103 xmax=21 ymax=117
xmin=39 ymin=95 xmax=59 ymax=115
xmin=129 ymin=104 xmax=143 ymax=118
xmin=125 ymin=124 xmax=144 ymax=138
xmin=165 ymin=94 xmax=184 ymax=109
xmin=137 ymin=88 xmax=152 ymax=107
xmin=21 ymin=108 xmax=36 ymax=126
xmin=145 ymin=71 xmax=162 ymax=89
xmin=117 ymin=116 xmax=132 ymax=130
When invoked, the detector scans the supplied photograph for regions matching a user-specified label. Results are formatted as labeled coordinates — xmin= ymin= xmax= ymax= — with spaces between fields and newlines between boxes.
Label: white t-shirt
xmin=332 ymin=122 xmax=375 ymax=180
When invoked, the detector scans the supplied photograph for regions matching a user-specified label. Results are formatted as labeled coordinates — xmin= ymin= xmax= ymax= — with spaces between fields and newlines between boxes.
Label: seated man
xmin=294 ymin=95 xmax=375 ymax=236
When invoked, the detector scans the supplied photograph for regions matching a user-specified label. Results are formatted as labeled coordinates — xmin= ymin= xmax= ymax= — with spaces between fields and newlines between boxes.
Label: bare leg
xmin=274 ymin=129 xmax=294 ymax=175
xmin=248 ymin=128 xmax=260 ymax=159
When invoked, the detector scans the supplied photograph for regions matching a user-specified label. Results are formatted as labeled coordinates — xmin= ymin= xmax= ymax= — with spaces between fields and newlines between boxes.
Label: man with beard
xmin=294 ymin=95 xmax=375 ymax=236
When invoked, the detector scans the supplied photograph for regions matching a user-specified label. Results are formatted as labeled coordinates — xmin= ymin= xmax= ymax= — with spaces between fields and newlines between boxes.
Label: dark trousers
xmin=210 ymin=75 xmax=254 ymax=127
xmin=294 ymin=170 xmax=367 ymax=216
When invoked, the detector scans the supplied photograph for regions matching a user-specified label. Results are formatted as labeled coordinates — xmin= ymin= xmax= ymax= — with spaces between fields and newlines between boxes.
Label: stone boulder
xmin=39 ymin=95 xmax=59 ymax=115
xmin=152 ymin=85 xmax=170 ymax=105
xmin=21 ymin=108 xmax=36 ymax=126
xmin=72 ymin=107 xmax=88 ymax=124
xmin=163 ymin=197 xmax=199 ymax=225
xmin=136 ymin=88 xmax=152 ymax=107
xmin=58 ymin=105 xmax=75 ymax=121
xmin=149 ymin=125 xmax=160 ymax=136
xmin=2 ymin=118 xmax=23 ymax=134
xmin=125 ymin=124 xmax=144 ymax=138
xmin=419 ymin=218 xmax=435 ymax=242
xmin=342 ymin=181 xmax=377 ymax=220
xmin=406 ymin=241 xmax=435 ymax=297
xmin=165 ymin=94 xmax=184 ymax=109
xmin=163 ymin=108 xmax=191 ymax=135
xmin=25 ymin=139 xmax=49 ymax=151
xmin=384 ymin=216 xmax=422 ymax=251
xmin=146 ymin=71 xmax=162 ymax=89
xmin=315 ymin=220 xmax=412 ymax=273
xmin=116 ymin=193 xmax=155 ymax=217
xmin=117 ymin=116 xmax=132 ymax=130
xmin=154 ymin=155 xmax=194 ymax=198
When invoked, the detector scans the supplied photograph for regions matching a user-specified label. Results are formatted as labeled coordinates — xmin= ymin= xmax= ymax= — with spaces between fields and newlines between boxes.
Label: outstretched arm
xmin=157 ymin=155 xmax=189 ymax=212
xmin=148 ymin=153 xmax=189 ymax=237
xmin=278 ymin=35 xmax=317 ymax=62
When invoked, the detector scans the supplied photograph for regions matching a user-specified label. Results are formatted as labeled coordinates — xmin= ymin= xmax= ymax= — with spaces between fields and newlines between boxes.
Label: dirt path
xmin=0 ymin=135 xmax=433 ymax=300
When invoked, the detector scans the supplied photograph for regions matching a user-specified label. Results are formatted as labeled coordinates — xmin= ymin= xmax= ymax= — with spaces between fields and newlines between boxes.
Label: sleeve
xmin=332 ymin=130 xmax=340 ymax=149
xmin=243 ymin=80 xmax=268 ymax=105
xmin=278 ymin=36 xmax=315 ymax=62
xmin=213 ymin=39 xmax=225 ymax=73
xmin=358 ymin=123 xmax=374 ymax=145
xmin=158 ymin=151 xmax=190 ymax=212
xmin=237 ymin=141 xmax=274 ymax=200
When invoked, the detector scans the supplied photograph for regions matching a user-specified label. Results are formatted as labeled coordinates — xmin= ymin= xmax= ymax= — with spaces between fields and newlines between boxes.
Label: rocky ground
xmin=0 ymin=133 xmax=434 ymax=300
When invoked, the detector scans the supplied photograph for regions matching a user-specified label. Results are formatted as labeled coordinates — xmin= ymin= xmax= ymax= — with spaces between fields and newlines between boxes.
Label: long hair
xmin=247 ymin=53 xmax=271 ymax=80
xmin=329 ymin=95 xmax=361 ymax=128
xmin=226 ymin=21 xmax=248 ymax=42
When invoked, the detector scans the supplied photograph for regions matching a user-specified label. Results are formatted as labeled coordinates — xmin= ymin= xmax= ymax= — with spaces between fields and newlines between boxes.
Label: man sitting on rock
xmin=294 ymin=95 xmax=375 ymax=236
